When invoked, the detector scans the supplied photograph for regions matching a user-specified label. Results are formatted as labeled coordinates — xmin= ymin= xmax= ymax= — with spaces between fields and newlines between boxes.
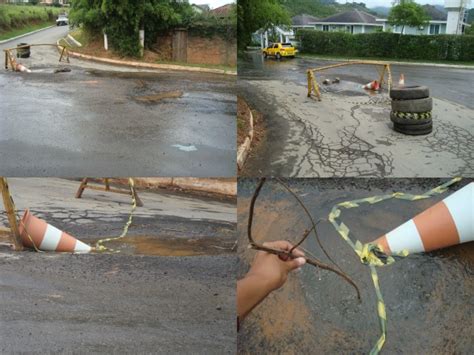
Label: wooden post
xmin=75 ymin=178 xmax=143 ymax=207
xmin=5 ymin=51 xmax=8 ymax=70
xmin=0 ymin=178 xmax=23 ymax=251
xmin=307 ymin=70 xmax=312 ymax=98
xmin=378 ymin=65 xmax=387 ymax=88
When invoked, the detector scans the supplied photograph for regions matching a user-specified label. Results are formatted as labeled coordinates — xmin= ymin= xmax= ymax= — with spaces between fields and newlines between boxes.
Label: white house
xmin=292 ymin=1 xmax=471 ymax=36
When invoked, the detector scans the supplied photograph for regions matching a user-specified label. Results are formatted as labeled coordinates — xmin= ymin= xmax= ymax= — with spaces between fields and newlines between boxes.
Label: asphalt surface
xmin=237 ymin=178 xmax=473 ymax=354
xmin=0 ymin=27 xmax=236 ymax=177
xmin=0 ymin=178 xmax=237 ymax=353
xmin=238 ymin=53 xmax=474 ymax=178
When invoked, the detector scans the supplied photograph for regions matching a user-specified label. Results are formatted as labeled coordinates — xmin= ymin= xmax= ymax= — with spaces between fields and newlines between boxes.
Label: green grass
xmin=152 ymin=60 xmax=236 ymax=72
xmin=0 ymin=21 xmax=53 ymax=41
xmin=0 ymin=4 xmax=63 ymax=38
xmin=299 ymin=53 xmax=474 ymax=67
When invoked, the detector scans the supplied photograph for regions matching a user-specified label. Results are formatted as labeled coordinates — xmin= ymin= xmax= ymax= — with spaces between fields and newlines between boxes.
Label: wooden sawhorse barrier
xmin=75 ymin=178 xmax=144 ymax=207
xmin=0 ymin=178 xmax=23 ymax=251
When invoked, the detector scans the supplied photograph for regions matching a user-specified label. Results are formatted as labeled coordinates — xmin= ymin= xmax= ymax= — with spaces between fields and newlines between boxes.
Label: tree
xmin=388 ymin=1 xmax=429 ymax=35
xmin=69 ymin=0 xmax=193 ymax=57
xmin=238 ymin=0 xmax=291 ymax=50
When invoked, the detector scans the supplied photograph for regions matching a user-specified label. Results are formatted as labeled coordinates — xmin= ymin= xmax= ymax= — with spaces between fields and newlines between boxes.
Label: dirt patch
xmin=134 ymin=90 xmax=183 ymax=103
xmin=237 ymin=96 xmax=265 ymax=160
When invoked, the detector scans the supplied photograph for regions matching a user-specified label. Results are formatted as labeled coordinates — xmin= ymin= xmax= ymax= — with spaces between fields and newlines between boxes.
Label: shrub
xmin=299 ymin=30 xmax=474 ymax=62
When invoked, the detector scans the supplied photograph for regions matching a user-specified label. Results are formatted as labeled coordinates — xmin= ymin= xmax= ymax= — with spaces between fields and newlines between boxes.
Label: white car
xmin=56 ymin=15 xmax=68 ymax=26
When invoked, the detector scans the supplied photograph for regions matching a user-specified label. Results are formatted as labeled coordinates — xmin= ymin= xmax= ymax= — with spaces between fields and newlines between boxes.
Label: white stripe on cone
xmin=19 ymin=209 xmax=91 ymax=253
xmin=373 ymin=183 xmax=473 ymax=254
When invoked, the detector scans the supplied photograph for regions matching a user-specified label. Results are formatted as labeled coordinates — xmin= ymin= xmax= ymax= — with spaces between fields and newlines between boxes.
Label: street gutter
xmin=0 ymin=25 xmax=55 ymax=45
xmin=297 ymin=54 xmax=474 ymax=70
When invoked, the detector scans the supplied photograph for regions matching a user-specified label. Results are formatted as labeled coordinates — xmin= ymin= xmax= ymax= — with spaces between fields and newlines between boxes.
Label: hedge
xmin=298 ymin=30 xmax=474 ymax=62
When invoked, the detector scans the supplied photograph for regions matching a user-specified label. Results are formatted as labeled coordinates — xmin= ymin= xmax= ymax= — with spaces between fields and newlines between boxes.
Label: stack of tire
xmin=390 ymin=85 xmax=432 ymax=136
xmin=16 ymin=43 xmax=31 ymax=59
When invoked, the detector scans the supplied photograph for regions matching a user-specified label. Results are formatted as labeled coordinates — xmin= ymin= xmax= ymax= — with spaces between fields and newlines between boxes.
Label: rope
xmin=328 ymin=177 xmax=462 ymax=354
xmin=95 ymin=178 xmax=137 ymax=253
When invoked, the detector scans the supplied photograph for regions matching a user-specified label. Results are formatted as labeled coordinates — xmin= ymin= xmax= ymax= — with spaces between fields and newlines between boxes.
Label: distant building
xmin=291 ymin=1 xmax=471 ymax=36
xmin=210 ymin=4 xmax=234 ymax=18
xmin=191 ymin=4 xmax=210 ymax=14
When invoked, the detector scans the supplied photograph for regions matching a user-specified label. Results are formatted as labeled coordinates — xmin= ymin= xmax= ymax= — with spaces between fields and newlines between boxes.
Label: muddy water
xmin=237 ymin=178 xmax=473 ymax=354
xmin=0 ymin=233 xmax=234 ymax=257
xmin=91 ymin=235 xmax=235 ymax=256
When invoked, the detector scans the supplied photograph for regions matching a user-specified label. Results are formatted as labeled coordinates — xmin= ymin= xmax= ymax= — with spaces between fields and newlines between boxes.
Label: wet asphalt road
xmin=239 ymin=52 xmax=474 ymax=108
xmin=0 ymin=178 xmax=236 ymax=353
xmin=237 ymin=178 xmax=474 ymax=354
xmin=0 ymin=27 xmax=236 ymax=177
xmin=238 ymin=53 xmax=474 ymax=178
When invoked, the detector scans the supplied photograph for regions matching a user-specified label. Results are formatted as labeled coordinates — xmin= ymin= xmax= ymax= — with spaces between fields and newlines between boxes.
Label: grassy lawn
xmin=299 ymin=53 xmax=474 ymax=67
xmin=0 ymin=4 xmax=63 ymax=40
xmin=0 ymin=21 xmax=53 ymax=41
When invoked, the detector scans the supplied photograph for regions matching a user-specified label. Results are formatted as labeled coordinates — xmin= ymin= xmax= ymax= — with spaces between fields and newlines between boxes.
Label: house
xmin=191 ymin=4 xmax=210 ymax=14
xmin=293 ymin=1 xmax=470 ymax=36
xmin=307 ymin=9 xmax=383 ymax=34
xmin=292 ymin=14 xmax=320 ymax=30
xmin=210 ymin=4 xmax=234 ymax=18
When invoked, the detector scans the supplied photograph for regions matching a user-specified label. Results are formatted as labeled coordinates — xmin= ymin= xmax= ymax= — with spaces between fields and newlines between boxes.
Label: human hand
xmin=247 ymin=240 xmax=306 ymax=292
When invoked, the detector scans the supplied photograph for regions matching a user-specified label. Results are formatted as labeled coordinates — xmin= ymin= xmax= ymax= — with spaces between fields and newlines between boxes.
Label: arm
xmin=237 ymin=240 xmax=306 ymax=321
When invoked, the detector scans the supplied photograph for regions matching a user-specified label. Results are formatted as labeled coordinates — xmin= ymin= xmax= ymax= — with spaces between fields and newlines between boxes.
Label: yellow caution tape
xmin=95 ymin=178 xmax=137 ymax=253
xmin=328 ymin=177 xmax=462 ymax=354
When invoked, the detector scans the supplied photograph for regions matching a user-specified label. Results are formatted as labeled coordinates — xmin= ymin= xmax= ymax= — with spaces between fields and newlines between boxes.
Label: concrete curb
xmin=299 ymin=55 xmax=474 ymax=70
xmin=67 ymin=34 xmax=82 ymax=47
xmin=237 ymin=102 xmax=254 ymax=170
xmin=66 ymin=48 xmax=237 ymax=76
xmin=0 ymin=25 xmax=55 ymax=45
xmin=116 ymin=178 xmax=237 ymax=197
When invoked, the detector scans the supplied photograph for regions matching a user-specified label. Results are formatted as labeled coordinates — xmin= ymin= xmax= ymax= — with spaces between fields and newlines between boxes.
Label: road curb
xmin=298 ymin=55 xmax=474 ymax=70
xmin=0 ymin=25 xmax=56 ymax=45
xmin=65 ymin=47 xmax=237 ymax=76
xmin=237 ymin=101 xmax=255 ymax=170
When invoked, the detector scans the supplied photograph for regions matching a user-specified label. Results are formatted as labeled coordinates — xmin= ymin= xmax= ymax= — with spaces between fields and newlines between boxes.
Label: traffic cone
xmin=398 ymin=74 xmax=405 ymax=86
xmin=373 ymin=183 xmax=473 ymax=255
xmin=363 ymin=80 xmax=380 ymax=91
xmin=18 ymin=209 xmax=91 ymax=253
xmin=15 ymin=63 xmax=31 ymax=73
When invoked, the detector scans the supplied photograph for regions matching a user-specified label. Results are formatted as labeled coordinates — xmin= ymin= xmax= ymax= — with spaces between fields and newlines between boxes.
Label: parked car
xmin=262 ymin=43 xmax=297 ymax=59
xmin=56 ymin=14 xmax=68 ymax=26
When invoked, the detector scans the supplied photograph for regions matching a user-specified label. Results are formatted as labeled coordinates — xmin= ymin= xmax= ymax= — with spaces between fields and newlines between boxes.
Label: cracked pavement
xmin=239 ymin=55 xmax=474 ymax=178
xmin=0 ymin=178 xmax=236 ymax=353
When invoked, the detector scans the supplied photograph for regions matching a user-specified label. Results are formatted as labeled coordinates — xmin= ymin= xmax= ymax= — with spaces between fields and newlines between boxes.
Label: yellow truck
xmin=262 ymin=42 xmax=297 ymax=59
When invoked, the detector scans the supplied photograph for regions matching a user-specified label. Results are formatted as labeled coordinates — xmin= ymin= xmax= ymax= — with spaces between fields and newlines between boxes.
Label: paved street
xmin=0 ymin=178 xmax=236 ymax=353
xmin=239 ymin=53 xmax=474 ymax=177
xmin=237 ymin=178 xmax=473 ymax=354
xmin=0 ymin=27 xmax=236 ymax=177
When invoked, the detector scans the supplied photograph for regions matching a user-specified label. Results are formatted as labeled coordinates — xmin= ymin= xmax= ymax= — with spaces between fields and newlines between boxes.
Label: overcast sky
xmin=191 ymin=0 xmax=235 ymax=10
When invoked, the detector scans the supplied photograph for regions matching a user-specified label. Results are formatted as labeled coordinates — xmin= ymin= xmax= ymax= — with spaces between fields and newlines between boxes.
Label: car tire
xmin=393 ymin=121 xmax=433 ymax=136
xmin=390 ymin=111 xmax=432 ymax=125
xmin=276 ymin=53 xmax=281 ymax=60
xmin=390 ymin=85 xmax=430 ymax=100
xmin=263 ymin=52 xmax=267 ymax=58
xmin=391 ymin=97 xmax=432 ymax=113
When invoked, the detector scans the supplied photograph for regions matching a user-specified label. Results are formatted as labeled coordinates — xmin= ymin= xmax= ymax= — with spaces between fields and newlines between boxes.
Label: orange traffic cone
xmin=398 ymin=74 xmax=405 ymax=86
xmin=363 ymin=80 xmax=380 ymax=91
xmin=373 ymin=183 xmax=473 ymax=255
xmin=18 ymin=209 xmax=91 ymax=253
xmin=15 ymin=63 xmax=31 ymax=73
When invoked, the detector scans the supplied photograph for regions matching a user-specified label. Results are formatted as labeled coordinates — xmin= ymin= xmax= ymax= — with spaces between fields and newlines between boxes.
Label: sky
xmin=191 ymin=0 xmax=235 ymax=10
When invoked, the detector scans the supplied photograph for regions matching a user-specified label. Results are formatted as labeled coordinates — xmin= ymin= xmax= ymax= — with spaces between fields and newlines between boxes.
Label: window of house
xmin=429 ymin=24 xmax=440 ymax=35
xmin=323 ymin=25 xmax=329 ymax=32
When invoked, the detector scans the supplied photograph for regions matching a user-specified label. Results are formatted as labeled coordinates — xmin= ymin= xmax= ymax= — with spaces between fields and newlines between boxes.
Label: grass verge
xmin=0 ymin=21 xmax=52 ymax=41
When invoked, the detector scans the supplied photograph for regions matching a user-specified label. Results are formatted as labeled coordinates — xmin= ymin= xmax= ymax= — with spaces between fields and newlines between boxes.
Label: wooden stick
xmin=0 ymin=178 xmax=23 ymax=251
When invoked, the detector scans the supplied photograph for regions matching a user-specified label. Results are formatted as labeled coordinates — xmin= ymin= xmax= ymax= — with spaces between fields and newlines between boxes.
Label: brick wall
xmin=153 ymin=30 xmax=236 ymax=67
xmin=186 ymin=35 xmax=236 ymax=66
